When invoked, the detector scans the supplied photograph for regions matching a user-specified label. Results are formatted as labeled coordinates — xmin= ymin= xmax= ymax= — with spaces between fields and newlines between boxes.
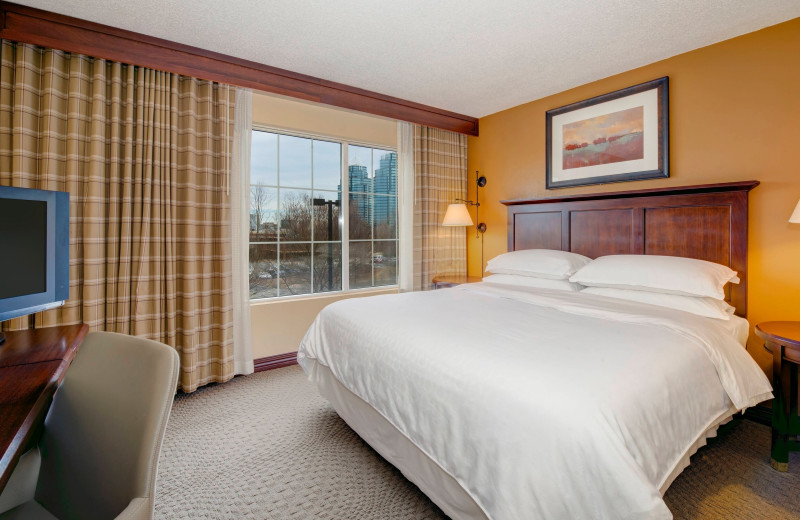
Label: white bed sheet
xmin=298 ymin=283 xmax=772 ymax=520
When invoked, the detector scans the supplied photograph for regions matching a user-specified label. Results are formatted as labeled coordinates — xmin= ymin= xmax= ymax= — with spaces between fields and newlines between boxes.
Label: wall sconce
xmin=790 ymin=199 xmax=800 ymax=224
xmin=442 ymin=171 xmax=487 ymax=274
xmin=442 ymin=171 xmax=487 ymax=238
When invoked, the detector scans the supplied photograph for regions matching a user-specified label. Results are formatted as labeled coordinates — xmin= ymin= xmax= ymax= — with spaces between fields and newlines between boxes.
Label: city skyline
xmin=249 ymin=132 xmax=397 ymax=238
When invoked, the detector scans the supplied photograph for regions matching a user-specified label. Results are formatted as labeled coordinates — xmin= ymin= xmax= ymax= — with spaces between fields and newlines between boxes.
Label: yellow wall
xmin=252 ymin=91 xmax=397 ymax=145
xmin=250 ymin=92 xmax=398 ymax=359
xmin=467 ymin=18 xmax=800 ymax=374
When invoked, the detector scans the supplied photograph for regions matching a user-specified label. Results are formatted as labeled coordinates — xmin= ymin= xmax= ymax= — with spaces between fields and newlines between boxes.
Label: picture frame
xmin=546 ymin=77 xmax=669 ymax=189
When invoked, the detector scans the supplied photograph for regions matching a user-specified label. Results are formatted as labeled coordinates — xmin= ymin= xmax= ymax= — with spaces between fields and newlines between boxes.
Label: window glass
xmin=249 ymin=244 xmax=278 ymax=299
xmin=373 ymin=195 xmax=396 ymax=240
xmin=251 ymin=131 xmax=277 ymax=186
xmin=279 ymin=189 xmax=312 ymax=242
xmin=373 ymin=150 xmax=397 ymax=195
xmin=249 ymin=130 xmax=397 ymax=299
xmin=313 ymin=140 xmax=341 ymax=191
xmin=249 ymin=186 xmax=278 ymax=243
xmin=312 ymin=193 xmax=341 ymax=242
xmin=279 ymin=243 xmax=311 ymax=296
xmin=348 ymin=146 xmax=372 ymax=193
xmin=373 ymin=240 xmax=397 ymax=287
xmin=313 ymin=242 xmax=342 ymax=293
xmin=279 ymin=135 xmax=312 ymax=188
xmin=349 ymin=241 xmax=372 ymax=290
xmin=348 ymin=193 xmax=372 ymax=240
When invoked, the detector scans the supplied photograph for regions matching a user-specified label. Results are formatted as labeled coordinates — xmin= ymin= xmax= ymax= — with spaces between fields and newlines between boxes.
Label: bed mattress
xmin=298 ymin=283 xmax=772 ymax=519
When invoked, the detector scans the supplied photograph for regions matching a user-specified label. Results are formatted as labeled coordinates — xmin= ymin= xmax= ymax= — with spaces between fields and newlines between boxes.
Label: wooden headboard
xmin=501 ymin=181 xmax=759 ymax=317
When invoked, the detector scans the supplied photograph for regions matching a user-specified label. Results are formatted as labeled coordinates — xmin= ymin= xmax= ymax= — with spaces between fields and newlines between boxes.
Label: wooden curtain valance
xmin=0 ymin=1 xmax=479 ymax=136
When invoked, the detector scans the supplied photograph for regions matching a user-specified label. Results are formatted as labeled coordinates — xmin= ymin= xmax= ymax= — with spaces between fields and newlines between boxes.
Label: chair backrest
xmin=35 ymin=331 xmax=180 ymax=520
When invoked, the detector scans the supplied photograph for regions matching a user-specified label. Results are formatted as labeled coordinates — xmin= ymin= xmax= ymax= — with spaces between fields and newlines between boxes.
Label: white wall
xmin=250 ymin=92 xmax=399 ymax=359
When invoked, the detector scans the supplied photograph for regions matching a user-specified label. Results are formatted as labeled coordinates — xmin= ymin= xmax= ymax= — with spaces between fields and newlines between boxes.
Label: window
xmin=249 ymin=129 xmax=398 ymax=300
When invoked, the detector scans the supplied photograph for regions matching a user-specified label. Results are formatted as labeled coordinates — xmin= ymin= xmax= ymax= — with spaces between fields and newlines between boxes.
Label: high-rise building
xmin=348 ymin=164 xmax=372 ymax=223
xmin=373 ymin=152 xmax=397 ymax=228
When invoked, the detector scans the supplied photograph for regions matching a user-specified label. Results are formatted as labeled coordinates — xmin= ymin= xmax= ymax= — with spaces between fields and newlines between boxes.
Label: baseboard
xmin=741 ymin=404 xmax=772 ymax=426
xmin=253 ymin=352 xmax=298 ymax=372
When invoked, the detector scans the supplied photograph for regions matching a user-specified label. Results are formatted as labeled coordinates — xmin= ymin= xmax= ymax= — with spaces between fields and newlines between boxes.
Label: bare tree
xmin=280 ymin=192 xmax=312 ymax=241
xmin=249 ymin=186 xmax=275 ymax=242
xmin=249 ymin=186 xmax=277 ymax=296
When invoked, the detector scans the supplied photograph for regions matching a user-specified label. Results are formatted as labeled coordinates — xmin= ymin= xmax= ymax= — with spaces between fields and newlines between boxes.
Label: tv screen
xmin=0 ymin=198 xmax=48 ymax=299
xmin=0 ymin=185 xmax=69 ymax=325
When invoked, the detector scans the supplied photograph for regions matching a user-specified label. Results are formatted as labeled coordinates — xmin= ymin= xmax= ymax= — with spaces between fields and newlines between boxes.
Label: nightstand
xmin=755 ymin=321 xmax=800 ymax=471
xmin=432 ymin=275 xmax=482 ymax=289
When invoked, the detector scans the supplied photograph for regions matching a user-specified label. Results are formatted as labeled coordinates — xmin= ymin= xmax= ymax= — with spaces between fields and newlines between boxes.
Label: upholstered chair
xmin=0 ymin=332 xmax=180 ymax=520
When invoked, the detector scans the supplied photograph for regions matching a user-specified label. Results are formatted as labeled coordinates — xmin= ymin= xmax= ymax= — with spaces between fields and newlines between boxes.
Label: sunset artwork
xmin=562 ymin=106 xmax=644 ymax=170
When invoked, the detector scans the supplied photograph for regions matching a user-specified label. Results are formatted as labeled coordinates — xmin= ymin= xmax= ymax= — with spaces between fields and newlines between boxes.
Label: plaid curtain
xmin=412 ymin=125 xmax=468 ymax=291
xmin=0 ymin=41 xmax=234 ymax=392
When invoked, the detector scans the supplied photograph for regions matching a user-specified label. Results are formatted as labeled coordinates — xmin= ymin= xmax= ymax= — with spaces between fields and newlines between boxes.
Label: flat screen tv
xmin=0 ymin=185 xmax=69 ymax=343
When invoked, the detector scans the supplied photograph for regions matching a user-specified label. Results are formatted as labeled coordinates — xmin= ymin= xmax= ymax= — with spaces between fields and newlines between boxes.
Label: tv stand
xmin=0 ymin=324 xmax=87 ymax=492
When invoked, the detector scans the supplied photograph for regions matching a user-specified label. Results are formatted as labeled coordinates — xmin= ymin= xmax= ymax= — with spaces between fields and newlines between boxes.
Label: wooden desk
xmin=0 ymin=324 xmax=88 ymax=491
xmin=755 ymin=321 xmax=800 ymax=472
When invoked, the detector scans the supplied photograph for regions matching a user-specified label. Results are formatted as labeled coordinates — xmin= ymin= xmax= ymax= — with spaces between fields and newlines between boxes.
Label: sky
xmin=250 ymin=131 xmax=395 ymax=189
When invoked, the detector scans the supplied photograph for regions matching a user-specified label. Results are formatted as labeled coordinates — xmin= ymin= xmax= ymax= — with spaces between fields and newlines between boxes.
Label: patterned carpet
xmin=155 ymin=366 xmax=800 ymax=520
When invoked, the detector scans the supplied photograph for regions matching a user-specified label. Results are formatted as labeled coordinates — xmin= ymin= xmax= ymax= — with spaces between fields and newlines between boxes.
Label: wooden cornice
xmin=0 ymin=2 xmax=479 ymax=136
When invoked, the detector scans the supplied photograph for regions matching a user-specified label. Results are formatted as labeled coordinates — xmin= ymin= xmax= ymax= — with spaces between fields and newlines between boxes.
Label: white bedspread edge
xmin=300 ymin=354 xmax=747 ymax=511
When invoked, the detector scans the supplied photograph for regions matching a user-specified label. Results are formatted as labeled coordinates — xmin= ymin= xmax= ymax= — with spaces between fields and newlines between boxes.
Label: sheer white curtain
xmin=397 ymin=122 xmax=415 ymax=292
xmin=231 ymin=87 xmax=254 ymax=375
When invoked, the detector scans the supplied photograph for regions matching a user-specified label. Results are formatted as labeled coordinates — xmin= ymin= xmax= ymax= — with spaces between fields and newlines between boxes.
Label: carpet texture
xmin=155 ymin=366 xmax=800 ymax=520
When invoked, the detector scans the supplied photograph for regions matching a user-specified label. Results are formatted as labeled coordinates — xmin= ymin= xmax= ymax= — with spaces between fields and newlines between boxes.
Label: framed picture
xmin=546 ymin=77 xmax=669 ymax=189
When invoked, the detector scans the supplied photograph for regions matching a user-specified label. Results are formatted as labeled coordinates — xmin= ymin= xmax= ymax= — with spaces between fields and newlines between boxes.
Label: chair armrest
xmin=114 ymin=497 xmax=151 ymax=520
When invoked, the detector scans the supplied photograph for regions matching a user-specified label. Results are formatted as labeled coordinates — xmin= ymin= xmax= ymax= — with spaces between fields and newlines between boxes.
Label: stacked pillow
xmin=483 ymin=249 xmax=591 ymax=292
xmin=569 ymin=254 xmax=738 ymax=320
xmin=482 ymin=249 xmax=739 ymax=320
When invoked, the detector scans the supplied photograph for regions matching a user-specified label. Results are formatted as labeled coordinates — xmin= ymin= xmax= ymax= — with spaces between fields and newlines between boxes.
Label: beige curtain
xmin=412 ymin=125 xmax=468 ymax=291
xmin=0 ymin=41 xmax=234 ymax=392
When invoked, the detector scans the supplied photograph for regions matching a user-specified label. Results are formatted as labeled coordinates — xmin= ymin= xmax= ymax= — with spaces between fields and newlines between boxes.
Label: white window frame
xmin=249 ymin=124 xmax=399 ymax=302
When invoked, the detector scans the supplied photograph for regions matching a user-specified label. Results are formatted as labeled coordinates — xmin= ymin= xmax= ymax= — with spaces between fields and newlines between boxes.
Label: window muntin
xmin=249 ymin=129 xmax=397 ymax=300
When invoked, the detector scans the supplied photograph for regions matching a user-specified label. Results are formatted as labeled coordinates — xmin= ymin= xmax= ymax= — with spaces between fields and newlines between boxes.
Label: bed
xmin=298 ymin=181 xmax=772 ymax=520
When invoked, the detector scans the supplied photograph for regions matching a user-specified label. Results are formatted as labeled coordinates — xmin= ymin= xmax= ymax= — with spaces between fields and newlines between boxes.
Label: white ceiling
xmin=15 ymin=0 xmax=800 ymax=117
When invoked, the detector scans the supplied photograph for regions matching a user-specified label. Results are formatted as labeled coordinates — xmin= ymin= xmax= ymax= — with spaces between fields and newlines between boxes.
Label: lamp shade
xmin=791 ymin=199 xmax=800 ymax=224
xmin=442 ymin=203 xmax=473 ymax=226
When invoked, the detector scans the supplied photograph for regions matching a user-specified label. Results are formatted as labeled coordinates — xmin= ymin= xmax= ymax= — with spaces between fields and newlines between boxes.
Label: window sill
xmin=249 ymin=286 xmax=398 ymax=306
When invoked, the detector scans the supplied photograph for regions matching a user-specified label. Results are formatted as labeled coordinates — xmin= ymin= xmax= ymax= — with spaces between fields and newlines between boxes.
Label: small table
xmin=755 ymin=321 xmax=800 ymax=471
xmin=432 ymin=275 xmax=482 ymax=289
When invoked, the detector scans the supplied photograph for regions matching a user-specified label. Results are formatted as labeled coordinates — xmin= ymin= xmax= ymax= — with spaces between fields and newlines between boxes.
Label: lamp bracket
xmin=455 ymin=198 xmax=479 ymax=207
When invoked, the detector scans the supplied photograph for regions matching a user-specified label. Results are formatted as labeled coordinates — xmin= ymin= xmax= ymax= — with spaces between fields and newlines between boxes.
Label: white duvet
xmin=298 ymin=283 xmax=772 ymax=520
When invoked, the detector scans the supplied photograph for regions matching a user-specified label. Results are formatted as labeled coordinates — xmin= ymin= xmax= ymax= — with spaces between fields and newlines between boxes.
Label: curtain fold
xmin=0 ymin=41 xmax=234 ymax=392
xmin=397 ymin=121 xmax=415 ymax=292
xmin=412 ymin=125 xmax=468 ymax=291
xmin=231 ymin=87 xmax=254 ymax=375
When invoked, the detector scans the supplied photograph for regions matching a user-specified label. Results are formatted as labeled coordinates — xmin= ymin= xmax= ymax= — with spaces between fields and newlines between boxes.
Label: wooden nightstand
xmin=755 ymin=321 xmax=800 ymax=471
xmin=432 ymin=275 xmax=482 ymax=289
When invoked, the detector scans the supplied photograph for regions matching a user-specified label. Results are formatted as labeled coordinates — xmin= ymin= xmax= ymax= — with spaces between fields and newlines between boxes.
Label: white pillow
xmin=569 ymin=255 xmax=739 ymax=300
xmin=581 ymin=287 xmax=736 ymax=320
xmin=483 ymin=274 xmax=582 ymax=292
xmin=485 ymin=249 xmax=592 ymax=280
